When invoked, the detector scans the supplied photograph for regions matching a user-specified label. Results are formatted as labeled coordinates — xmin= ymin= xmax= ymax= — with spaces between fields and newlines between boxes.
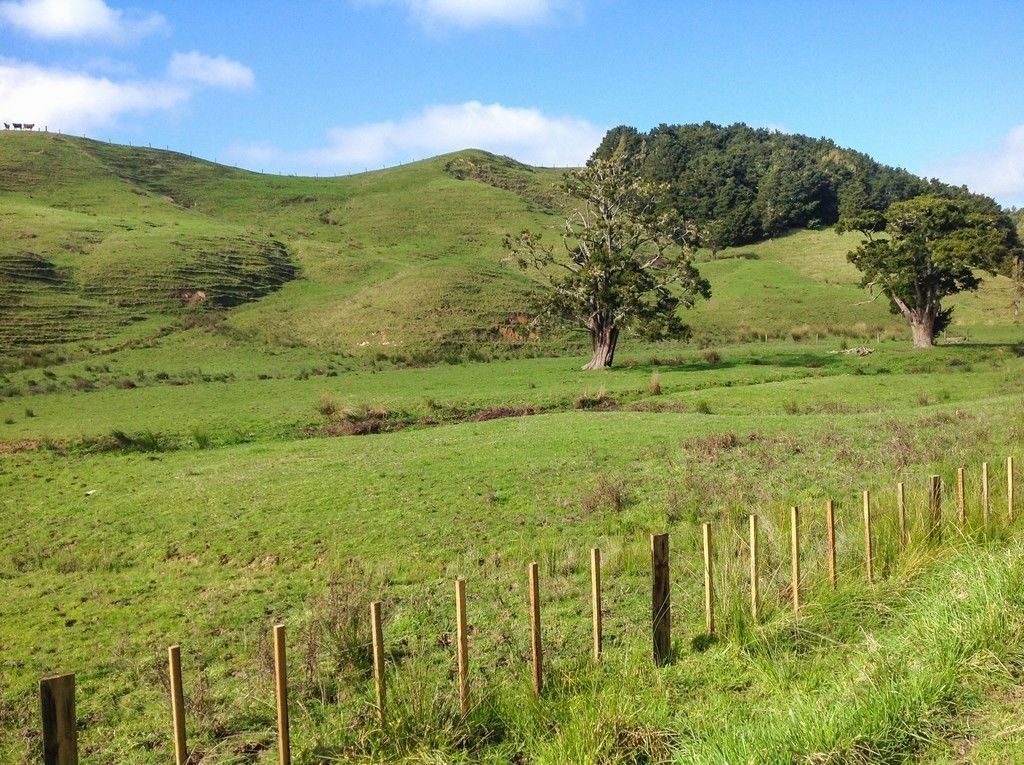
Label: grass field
xmin=2 ymin=133 xmax=1024 ymax=764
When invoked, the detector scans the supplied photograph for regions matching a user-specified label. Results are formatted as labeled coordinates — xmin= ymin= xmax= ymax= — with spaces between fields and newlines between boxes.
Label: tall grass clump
xmin=297 ymin=562 xmax=380 ymax=705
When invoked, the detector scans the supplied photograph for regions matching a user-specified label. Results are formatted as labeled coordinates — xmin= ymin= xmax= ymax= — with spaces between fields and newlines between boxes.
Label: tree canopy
xmin=593 ymin=122 xmax=1000 ymax=252
xmin=837 ymin=196 xmax=1020 ymax=347
xmin=504 ymin=151 xmax=709 ymax=369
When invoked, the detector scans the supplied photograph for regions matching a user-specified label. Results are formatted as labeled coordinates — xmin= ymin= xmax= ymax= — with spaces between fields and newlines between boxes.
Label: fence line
xmin=371 ymin=601 xmax=386 ymax=724
xmin=897 ymin=482 xmax=908 ymax=549
xmin=863 ymin=490 xmax=874 ymax=584
xmin=983 ymin=461 xmax=991 ymax=525
xmin=790 ymin=506 xmax=801 ymax=615
xmin=168 ymin=645 xmax=187 ymax=765
xmin=651 ymin=533 xmax=671 ymax=665
xmin=590 ymin=548 xmax=603 ymax=663
xmin=1009 ymin=456 xmax=1016 ymax=522
xmin=957 ymin=468 xmax=966 ymax=527
xmin=929 ymin=475 xmax=942 ymax=540
xmin=702 ymin=523 xmax=715 ymax=635
xmin=455 ymin=578 xmax=470 ymax=717
xmin=528 ymin=562 xmax=543 ymax=696
xmin=748 ymin=514 xmax=759 ymax=621
xmin=273 ymin=624 xmax=291 ymax=765
xmin=40 ymin=674 xmax=75 ymax=765
xmin=33 ymin=458 xmax=1021 ymax=760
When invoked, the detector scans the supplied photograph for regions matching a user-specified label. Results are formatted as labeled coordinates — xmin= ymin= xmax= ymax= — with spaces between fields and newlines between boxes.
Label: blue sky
xmin=2 ymin=0 xmax=1024 ymax=204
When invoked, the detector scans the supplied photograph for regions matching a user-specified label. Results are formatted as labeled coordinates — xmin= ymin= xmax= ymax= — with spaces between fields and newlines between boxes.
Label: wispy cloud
xmin=0 ymin=0 xmax=167 ymax=42
xmin=168 ymin=51 xmax=254 ymax=91
xmin=360 ymin=0 xmax=578 ymax=29
xmin=0 ymin=53 xmax=253 ymax=132
xmin=228 ymin=101 xmax=604 ymax=173
xmin=928 ymin=125 xmax=1024 ymax=206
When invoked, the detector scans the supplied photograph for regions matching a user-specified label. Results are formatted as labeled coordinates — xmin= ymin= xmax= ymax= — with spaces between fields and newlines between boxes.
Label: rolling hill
xmin=1 ymin=131 xmax=1018 ymax=376
xmin=0 ymin=132 xmax=565 ymax=366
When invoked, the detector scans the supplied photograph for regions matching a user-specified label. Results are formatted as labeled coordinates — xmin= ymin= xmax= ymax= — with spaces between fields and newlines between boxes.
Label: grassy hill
xmin=0 ymin=132 xmax=568 ymax=366
xmin=2 ymin=133 xmax=1024 ymax=764
xmin=1 ymin=131 xmax=1019 ymax=374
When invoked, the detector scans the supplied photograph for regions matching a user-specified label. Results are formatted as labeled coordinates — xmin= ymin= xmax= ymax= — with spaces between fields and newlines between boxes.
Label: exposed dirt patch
xmin=0 ymin=439 xmax=40 ymax=454
xmin=469 ymin=406 xmax=540 ymax=422
xmin=307 ymin=404 xmax=547 ymax=437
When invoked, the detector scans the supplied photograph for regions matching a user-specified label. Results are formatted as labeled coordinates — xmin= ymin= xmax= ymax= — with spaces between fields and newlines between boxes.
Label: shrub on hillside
xmin=581 ymin=475 xmax=628 ymax=513
xmin=575 ymin=389 xmax=617 ymax=410
xmin=317 ymin=392 xmax=339 ymax=418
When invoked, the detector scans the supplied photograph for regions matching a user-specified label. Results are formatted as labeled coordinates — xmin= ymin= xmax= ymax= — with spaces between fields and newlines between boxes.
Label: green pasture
xmin=2 ymin=132 xmax=1024 ymax=763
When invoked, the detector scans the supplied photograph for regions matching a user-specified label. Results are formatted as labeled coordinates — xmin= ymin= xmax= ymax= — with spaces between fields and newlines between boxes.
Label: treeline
xmin=592 ymin=122 xmax=1001 ymax=251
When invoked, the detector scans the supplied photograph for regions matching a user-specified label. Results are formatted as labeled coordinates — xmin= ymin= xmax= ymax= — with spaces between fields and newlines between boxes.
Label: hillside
xmin=1 ymin=131 xmax=1019 ymax=377
xmin=0 ymin=132 xmax=565 ymax=366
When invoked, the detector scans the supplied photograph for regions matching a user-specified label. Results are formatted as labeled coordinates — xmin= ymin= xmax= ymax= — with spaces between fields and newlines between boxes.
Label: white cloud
xmin=0 ymin=58 xmax=185 ymax=131
xmin=929 ymin=125 xmax=1024 ymax=205
xmin=0 ymin=0 xmax=167 ymax=42
xmin=0 ymin=54 xmax=254 ymax=132
xmin=230 ymin=101 xmax=603 ymax=173
xmin=364 ymin=0 xmax=575 ymax=28
xmin=168 ymin=51 xmax=254 ymax=91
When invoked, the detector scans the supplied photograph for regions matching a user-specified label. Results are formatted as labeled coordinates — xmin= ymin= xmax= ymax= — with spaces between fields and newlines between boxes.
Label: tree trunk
xmin=891 ymin=293 xmax=937 ymax=349
xmin=583 ymin=323 xmax=619 ymax=370
xmin=909 ymin=312 xmax=936 ymax=349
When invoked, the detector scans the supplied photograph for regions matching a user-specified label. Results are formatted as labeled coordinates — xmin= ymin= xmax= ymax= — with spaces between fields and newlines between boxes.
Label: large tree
xmin=838 ymin=195 xmax=1020 ymax=348
xmin=505 ymin=151 xmax=709 ymax=369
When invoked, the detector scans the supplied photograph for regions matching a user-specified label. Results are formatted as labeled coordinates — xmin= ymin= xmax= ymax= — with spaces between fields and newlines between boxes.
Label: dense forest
xmin=592 ymin=122 xmax=1002 ymax=251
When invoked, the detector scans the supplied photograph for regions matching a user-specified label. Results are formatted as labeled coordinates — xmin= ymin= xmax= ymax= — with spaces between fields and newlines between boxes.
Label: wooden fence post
xmin=455 ymin=578 xmax=469 ymax=717
xmin=863 ymin=490 xmax=874 ymax=585
xmin=749 ymin=515 xmax=759 ymax=622
xmin=528 ymin=562 xmax=543 ymax=695
xmin=897 ymin=482 xmax=908 ymax=550
xmin=370 ymin=601 xmax=385 ymax=724
xmin=40 ymin=673 xmax=77 ymax=765
xmin=929 ymin=475 xmax=942 ymax=539
xmin=1009 ymin=456 xmax=1016 ymax=522
xmin=702 ymin=523 xmax=714 ymax=635
xmin=790 ymin=507 xmax=801 ymax=615
xmin=982 ymin=462 xmax=990 ymax=527
xmin=168 ymin=646 xmax=187 ymax=765
xmin=590 ymin=548 xmax=602 ymax=663
xmin=825 ymin=500 xmax=837 ymax=590
xmin=957 ymin=468 xmax=966 ymax=527
xmin=651 ymin=533 xmax=671 ymax=666
xmin=273 ymin=625 xmax=290 ymax=765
